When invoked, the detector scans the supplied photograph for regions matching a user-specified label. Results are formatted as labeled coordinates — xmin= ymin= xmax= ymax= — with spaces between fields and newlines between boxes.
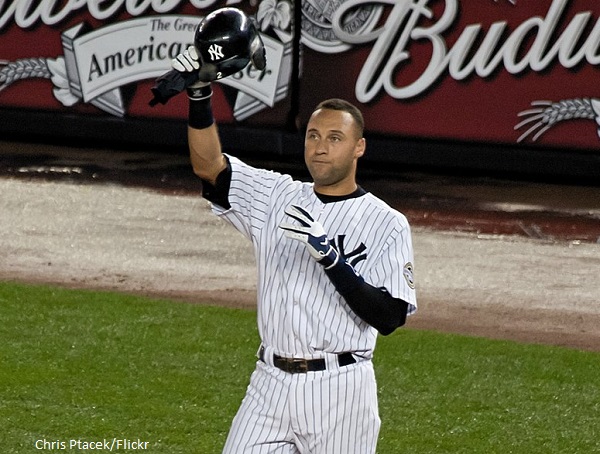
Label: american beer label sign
xmin=1 ymin=0 xmax=599 ymax=149
xmin=0 ymin=1 xmax=292 ymax=121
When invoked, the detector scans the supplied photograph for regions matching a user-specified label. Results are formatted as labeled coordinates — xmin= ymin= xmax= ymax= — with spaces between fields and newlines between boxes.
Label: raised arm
xmin=172 ymin=46 xmax=227 ymax=185
xmin=167 ymin=8 xmax=266 ymax=184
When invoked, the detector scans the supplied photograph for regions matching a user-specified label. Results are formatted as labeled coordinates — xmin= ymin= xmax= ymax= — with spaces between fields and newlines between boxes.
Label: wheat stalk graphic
xmin=0 ymin=58 xmax=52 ymax=93
xmin=0 ymin=56 xmax=78 ymax=107
xmin=514 ymin=98 xmax=598 ymax=143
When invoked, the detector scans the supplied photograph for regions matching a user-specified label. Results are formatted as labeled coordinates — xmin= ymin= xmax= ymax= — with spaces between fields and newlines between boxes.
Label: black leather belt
xmin=259 ymin=347 xmax=356 ymax=374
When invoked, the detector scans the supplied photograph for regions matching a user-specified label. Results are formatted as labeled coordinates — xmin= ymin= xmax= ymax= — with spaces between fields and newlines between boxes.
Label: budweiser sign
xmin=0 ymin=0 xmax=237 ymax=30
xmin=1 ymin=0 xmax=599 ymax=149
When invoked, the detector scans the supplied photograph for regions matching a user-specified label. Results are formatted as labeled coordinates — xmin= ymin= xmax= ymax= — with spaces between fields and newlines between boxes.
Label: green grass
xmin=1 ymin=281 xmax=599 ymax=453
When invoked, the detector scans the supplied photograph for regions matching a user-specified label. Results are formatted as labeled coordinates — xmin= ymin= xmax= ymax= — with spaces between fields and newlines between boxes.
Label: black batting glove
xmin=171 ymin=45 xmax=212 ymax=101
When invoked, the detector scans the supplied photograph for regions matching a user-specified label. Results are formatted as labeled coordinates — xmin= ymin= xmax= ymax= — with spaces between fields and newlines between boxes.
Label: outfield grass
xmin=1 ymin=282 xmax=598 ymax=453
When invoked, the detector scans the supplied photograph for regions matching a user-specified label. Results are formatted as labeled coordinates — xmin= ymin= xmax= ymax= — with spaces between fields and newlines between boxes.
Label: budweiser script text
xmin=0 ymin=0 xmax=239 ymax=28
xmin=333 ymin=0 xmax=600 ymax=101
xmin=2 ymin=0 xmax=599 ymax=100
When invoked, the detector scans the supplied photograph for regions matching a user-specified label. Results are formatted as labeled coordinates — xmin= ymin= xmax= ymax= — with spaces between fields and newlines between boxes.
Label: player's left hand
xmin=279 ymin=205 xmax=340 ymax=269
xmin=172 ymin=45 xmax=200 ymax=72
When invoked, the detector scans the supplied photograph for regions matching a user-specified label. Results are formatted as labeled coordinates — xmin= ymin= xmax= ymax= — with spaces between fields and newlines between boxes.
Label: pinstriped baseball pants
xmin=222 ymin=359 xmax=381 ymax=454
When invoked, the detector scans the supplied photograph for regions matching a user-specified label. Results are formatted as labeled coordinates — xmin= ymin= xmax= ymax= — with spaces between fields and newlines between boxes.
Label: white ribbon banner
xmin=60 ymin=15 xmax=290 ymax=118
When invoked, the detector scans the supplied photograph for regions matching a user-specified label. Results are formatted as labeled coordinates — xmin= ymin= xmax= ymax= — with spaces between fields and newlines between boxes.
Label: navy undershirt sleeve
xmin=200 ymin=158 xmax=232 ymax=209
xmin=325 ymin=261 xmax=409 ymax=335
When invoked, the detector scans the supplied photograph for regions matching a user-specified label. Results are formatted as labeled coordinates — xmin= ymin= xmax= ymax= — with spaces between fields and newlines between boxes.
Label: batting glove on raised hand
xmin=172 ymin=45 xmax=200 ymax=72
xmin=171 ymin=45 xmax=212 ymax=101
xmin=279 ymin=205 xmax=340 ymax=269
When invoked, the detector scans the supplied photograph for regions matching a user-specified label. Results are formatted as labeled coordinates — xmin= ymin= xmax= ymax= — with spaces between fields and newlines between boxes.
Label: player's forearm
xmin=187 ymin=91 xmax=227 ymax=184
xmin=342 ymin=281 xmax=409 ymax=336
xmin=324 ymin=261 xmax=408 ymax=335
xmin=188 ymin=125 xmax=227 ymax=184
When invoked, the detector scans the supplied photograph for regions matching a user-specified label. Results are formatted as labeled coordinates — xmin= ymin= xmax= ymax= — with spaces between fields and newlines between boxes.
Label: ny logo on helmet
xmin=208 ymin=44 xmax=225 ymax=61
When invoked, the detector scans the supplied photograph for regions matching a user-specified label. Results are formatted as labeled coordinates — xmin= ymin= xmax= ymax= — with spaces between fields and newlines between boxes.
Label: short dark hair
xmin=314 ymin=98 xmax=364 ymax=138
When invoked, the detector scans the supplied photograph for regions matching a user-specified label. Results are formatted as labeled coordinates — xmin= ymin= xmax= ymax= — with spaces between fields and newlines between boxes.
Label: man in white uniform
xmin=173 ymin=45 xmax=417 ymax=454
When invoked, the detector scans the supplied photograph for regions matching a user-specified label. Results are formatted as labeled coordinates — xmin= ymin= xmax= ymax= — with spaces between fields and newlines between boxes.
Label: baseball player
xmin=169 ymin=11 xmax=417 ymax=452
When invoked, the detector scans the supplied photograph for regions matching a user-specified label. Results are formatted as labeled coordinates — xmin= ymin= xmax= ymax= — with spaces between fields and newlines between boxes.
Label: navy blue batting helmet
xmin=194 ymin=7 xmax=266 ymax=82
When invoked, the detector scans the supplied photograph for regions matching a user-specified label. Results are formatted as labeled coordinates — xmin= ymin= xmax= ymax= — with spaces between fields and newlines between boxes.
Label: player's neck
xmin=313 ymin=181 xmax=357 ymax=197
xmin=313 ymin=179 xmax=359 ymax=197
xmin=315 ymin=185 xmax=366 ymax=203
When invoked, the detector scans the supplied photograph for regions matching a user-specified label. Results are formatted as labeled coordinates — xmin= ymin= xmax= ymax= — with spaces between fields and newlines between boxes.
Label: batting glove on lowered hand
xmin=171 ymin=45 xmax=212 ymax=101
xmin=279 ymin=205 xmax=340 ymax=269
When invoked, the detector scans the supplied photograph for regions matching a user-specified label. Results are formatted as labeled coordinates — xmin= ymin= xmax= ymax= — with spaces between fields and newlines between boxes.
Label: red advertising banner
xmin=0 ymin=1 xmax=293 ymax=126
xmin=297 ymin=0 xmax=600 ymax=150
xmin=1 ymin=0 xmax=600 ymax=151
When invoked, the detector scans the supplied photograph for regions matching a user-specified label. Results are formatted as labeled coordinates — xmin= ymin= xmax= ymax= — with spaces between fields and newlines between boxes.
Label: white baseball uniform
xmin=212 ymin=155 xmax=417 ymax=454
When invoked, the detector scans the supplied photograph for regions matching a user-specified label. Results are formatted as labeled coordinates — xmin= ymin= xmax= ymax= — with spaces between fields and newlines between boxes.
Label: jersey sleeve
xmin=210 ymin=154 xmax=284 ymax=240
xmin=364 ymin=217 xmax=417 ymax=315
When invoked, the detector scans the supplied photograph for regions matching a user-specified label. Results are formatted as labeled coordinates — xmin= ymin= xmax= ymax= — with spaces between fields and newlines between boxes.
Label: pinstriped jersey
xmin=211 ymin=155 xmax=417 ymax=359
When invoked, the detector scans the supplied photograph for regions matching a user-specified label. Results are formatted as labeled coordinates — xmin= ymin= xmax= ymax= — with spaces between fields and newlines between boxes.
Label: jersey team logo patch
xmin=331 ymin=235 xmax=367 ymax=267
xmin=403 ymin=262 xmax=415 ymax=290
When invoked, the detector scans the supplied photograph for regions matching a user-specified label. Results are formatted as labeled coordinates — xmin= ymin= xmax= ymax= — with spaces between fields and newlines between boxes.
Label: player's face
xmin=304 ymin=108 xmax=365 ymax=195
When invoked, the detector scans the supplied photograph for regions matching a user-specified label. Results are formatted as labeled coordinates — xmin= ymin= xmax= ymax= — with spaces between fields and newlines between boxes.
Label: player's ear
xmin=355 ymin=137 xmax=366 ymax=159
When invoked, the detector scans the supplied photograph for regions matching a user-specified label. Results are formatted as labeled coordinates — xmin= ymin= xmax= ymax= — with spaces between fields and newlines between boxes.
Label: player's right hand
xmin=172 ymin=46 xmax=200 ymax=73
xmin=172 ymin=45 xmax=211 ymax=100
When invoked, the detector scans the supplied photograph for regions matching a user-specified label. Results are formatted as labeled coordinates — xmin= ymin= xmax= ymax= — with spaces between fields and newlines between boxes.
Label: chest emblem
xmin=331 ymin=234 xmax=367 ymax=267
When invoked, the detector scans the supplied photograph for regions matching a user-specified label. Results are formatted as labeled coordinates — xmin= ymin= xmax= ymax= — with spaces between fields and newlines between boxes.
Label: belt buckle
xmin=288 ymin=359 xmax=308 ymax=374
